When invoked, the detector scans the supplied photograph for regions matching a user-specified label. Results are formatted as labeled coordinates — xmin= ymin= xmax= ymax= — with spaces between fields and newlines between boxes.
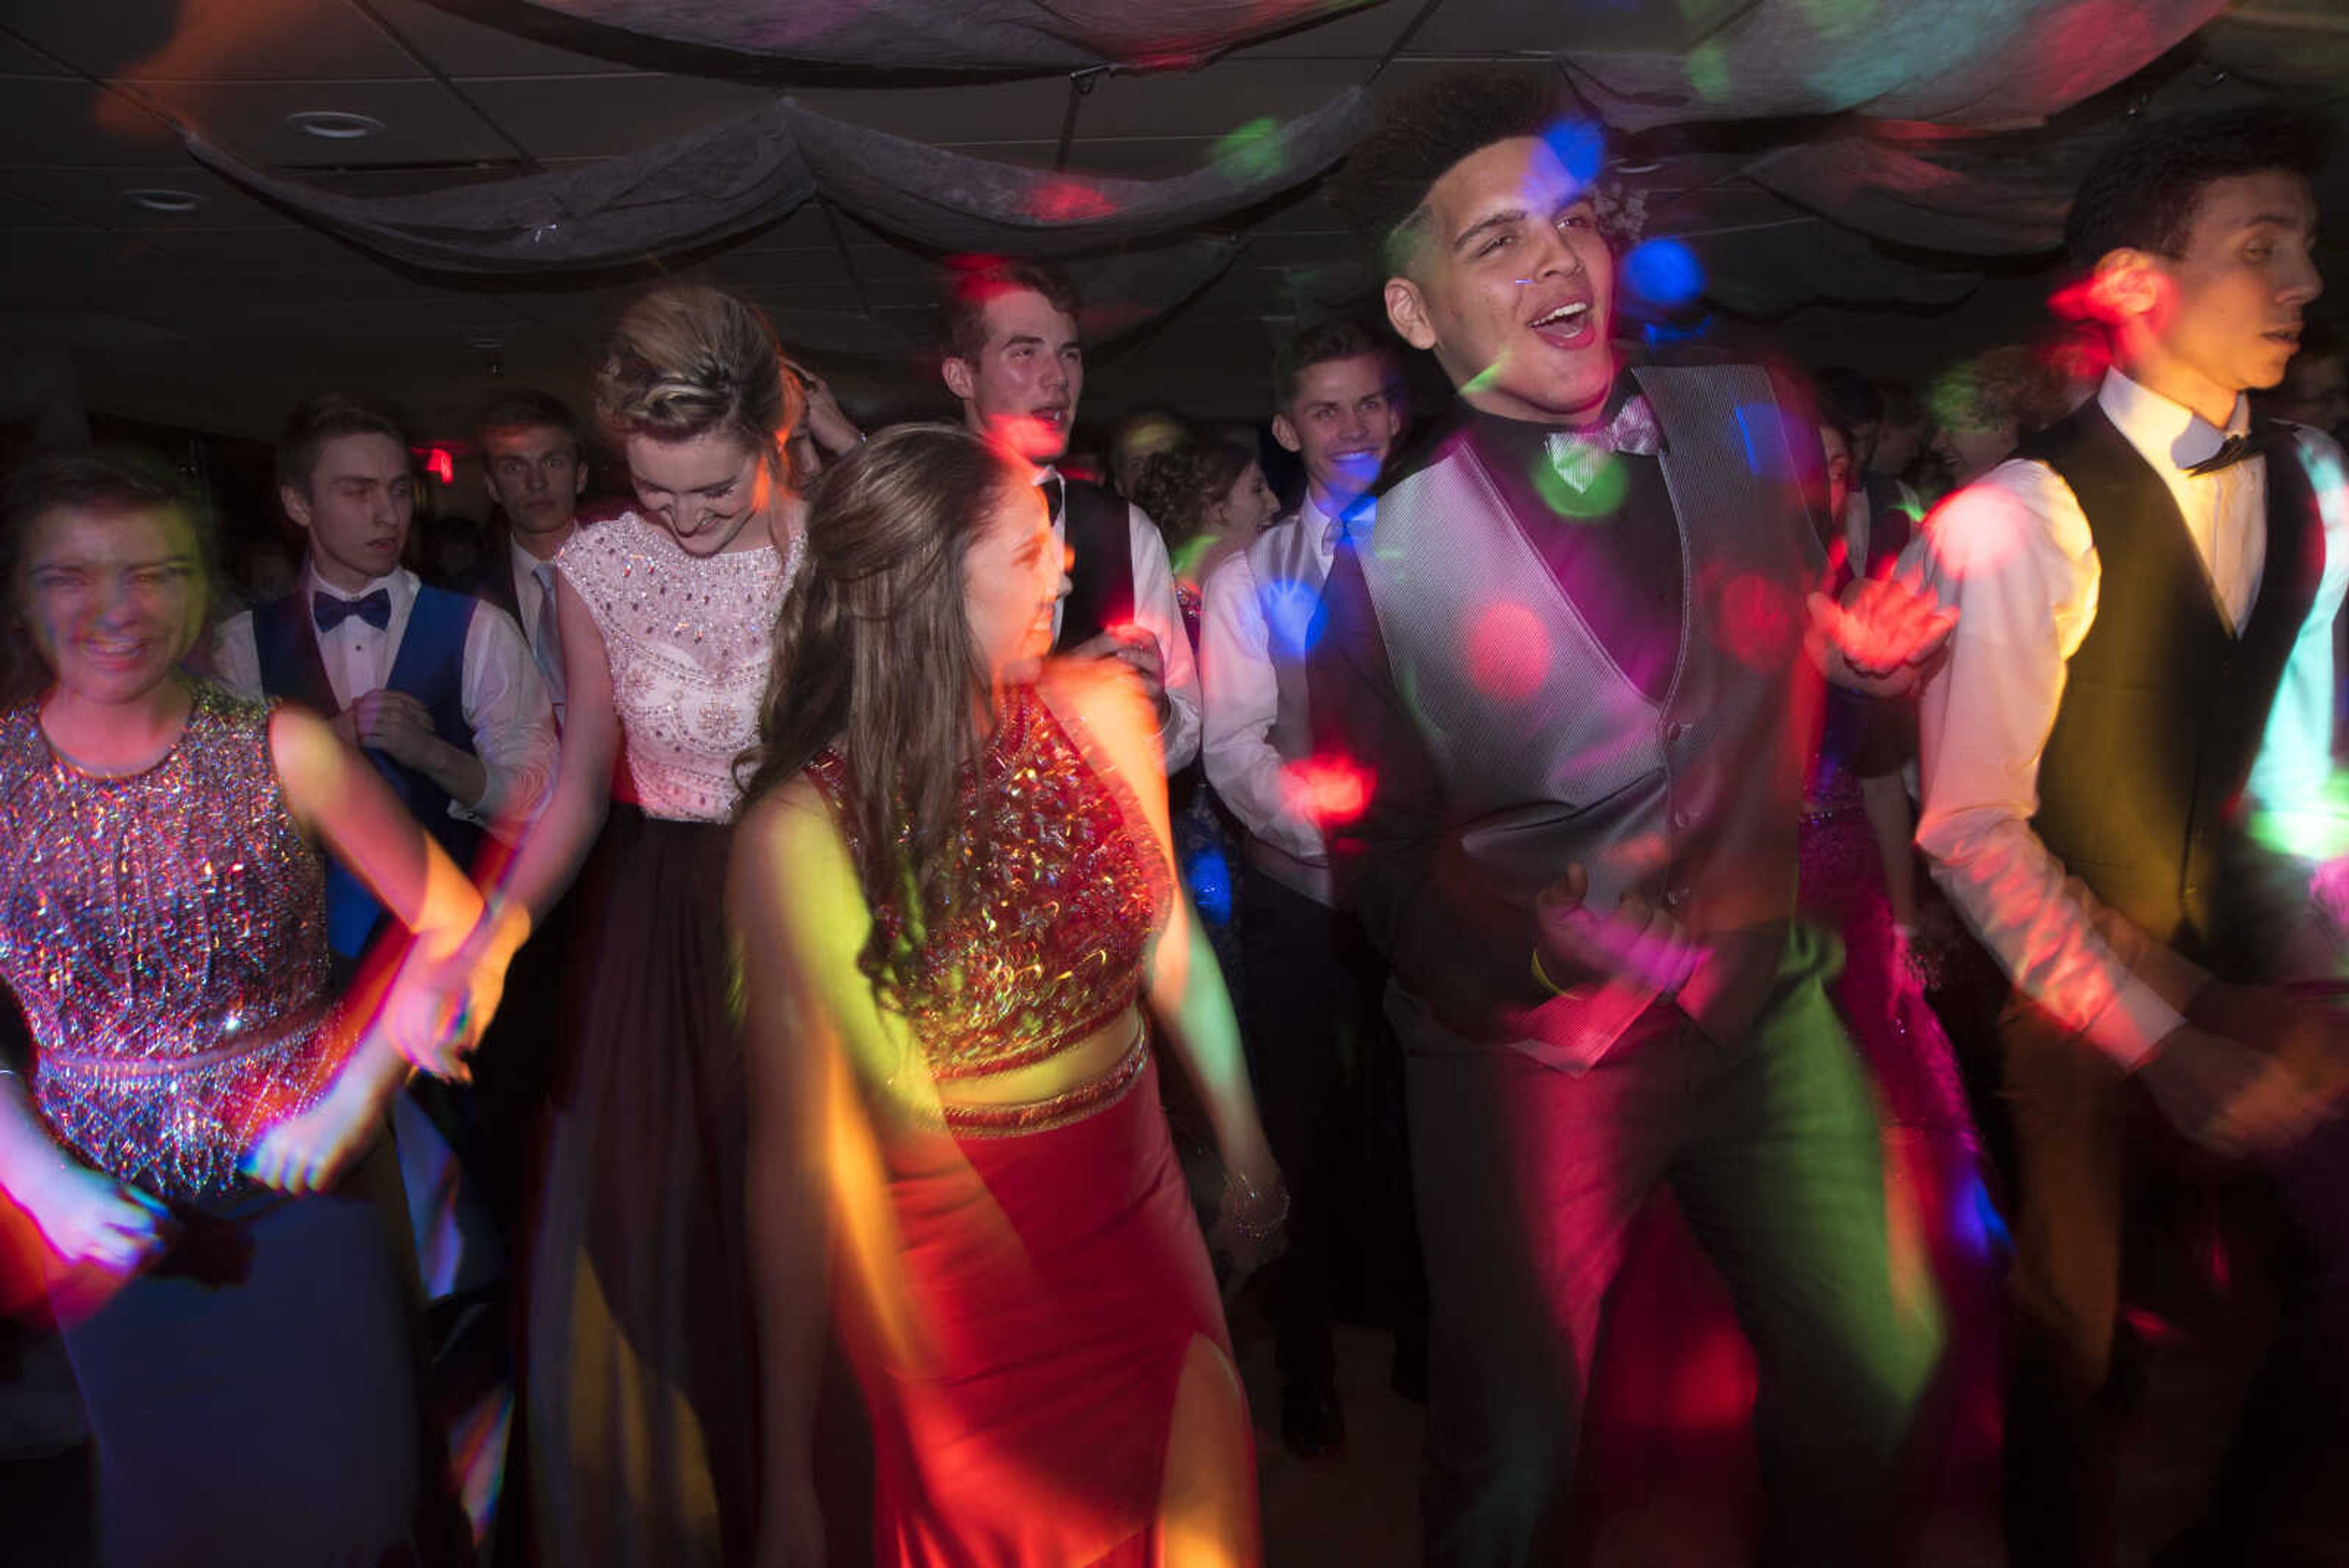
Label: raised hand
xmin=1808 ymin=565 xmax=1958 ymax=695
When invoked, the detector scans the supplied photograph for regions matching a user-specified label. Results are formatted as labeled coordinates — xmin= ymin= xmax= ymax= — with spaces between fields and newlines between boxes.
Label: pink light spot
xmin=1715 ymin=574 xmax=1797 ymax=668
xmin=1286 ymin=755 xmax=1373 ymax=826
xmin=1026 ymin=179 xmax=1118 ymax=223
xmin=1466 ymin=601 xmax=1551 ymax=702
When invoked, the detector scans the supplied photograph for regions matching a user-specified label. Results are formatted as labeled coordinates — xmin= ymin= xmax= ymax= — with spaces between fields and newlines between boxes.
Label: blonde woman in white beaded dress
xmin=446 ymin=285 xmax=815 ymax=1567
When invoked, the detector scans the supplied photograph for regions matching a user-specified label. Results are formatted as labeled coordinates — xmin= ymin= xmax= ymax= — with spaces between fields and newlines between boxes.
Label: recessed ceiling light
xmin=123 ymin=188 xmax=206 ymax=213
xmin=467 ymin=337 xmax=507 ymax=351
xmin=287 ymin=110 xmax=386 ymax=141
xmin=1611 ymin=159 xmax=1664 ymax=176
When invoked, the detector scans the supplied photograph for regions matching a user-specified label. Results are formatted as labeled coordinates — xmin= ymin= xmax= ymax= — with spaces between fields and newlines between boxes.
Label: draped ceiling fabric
xmin=187 ymin=93 xmax=1364 ymax=270
xmin=508 ymin=0 xmax=1384 ymax=72
xmin=185 ymin=0 xmax=2343 ymax=354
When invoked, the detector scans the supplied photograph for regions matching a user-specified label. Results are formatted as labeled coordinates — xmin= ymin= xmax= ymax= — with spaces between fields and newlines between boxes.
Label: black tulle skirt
xmin=523 ymin=807 xmax=759 ymax=1567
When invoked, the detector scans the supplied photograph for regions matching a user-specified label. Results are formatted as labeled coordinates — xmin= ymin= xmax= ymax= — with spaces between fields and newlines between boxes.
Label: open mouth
xmin=1528 ymin=297 xmax=1597 ymax=348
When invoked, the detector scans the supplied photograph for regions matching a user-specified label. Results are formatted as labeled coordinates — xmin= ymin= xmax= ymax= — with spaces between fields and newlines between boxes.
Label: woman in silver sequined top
xmin=0 ymin=450 xmax=486 ymax=1564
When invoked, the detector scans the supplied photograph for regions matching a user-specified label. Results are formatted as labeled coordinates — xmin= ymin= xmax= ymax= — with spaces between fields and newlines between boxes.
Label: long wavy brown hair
xmin=736 ymin=423 xmax=1031 ymax=973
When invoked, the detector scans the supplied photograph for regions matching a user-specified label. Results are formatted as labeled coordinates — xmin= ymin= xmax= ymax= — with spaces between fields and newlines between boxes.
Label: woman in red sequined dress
xmin=731 ymin=423 xmax=1283 ymax=1567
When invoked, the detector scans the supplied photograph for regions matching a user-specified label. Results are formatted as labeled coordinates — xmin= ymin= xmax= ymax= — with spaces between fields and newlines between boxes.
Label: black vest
xmin=252 ymin=585 xmax=485 ymax=958
xmin=1052 ymin=475 xmax=1137 ymax=651
xmin=2022 ymin=403 xmax=2324 ymax=966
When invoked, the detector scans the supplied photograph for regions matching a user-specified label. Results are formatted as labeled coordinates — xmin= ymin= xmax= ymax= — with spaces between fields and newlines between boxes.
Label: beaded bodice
xmin=806 ymin=685 xmax=1172 ymax=1082
xmin=0 ymin=684 xmax=337 ymax=1202
xmin=560 ymin=513 xmax=803 ymax=823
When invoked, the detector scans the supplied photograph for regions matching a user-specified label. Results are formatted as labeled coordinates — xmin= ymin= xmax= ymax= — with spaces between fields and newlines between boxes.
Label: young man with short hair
xmin=1308 ymin=70 xmax=1948 ymax=1567
xmin=466 ymin=388 xmax=588 ymax=731
xmin=939 ymin=260 xmax=1201 ymax=770
xmin=213 ymin=393 xmax=555 ymax=1313
xmin=1913 ymin=105 xmax=2349 ymax=1566
xmin=1198 ymin=318 xmax=1409 ymax=1456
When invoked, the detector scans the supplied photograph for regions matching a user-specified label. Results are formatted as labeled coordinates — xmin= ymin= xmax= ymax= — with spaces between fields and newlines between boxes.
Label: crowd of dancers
xmin=2 ymin=66 xmax=2347 ymax=1568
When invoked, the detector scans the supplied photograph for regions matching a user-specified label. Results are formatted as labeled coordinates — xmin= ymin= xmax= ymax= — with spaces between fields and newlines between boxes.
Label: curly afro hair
xmin=2064 ymin=104 xmax=2331 ymax=270
xmin=1326 ymin=69 xmax=1579 ymax=271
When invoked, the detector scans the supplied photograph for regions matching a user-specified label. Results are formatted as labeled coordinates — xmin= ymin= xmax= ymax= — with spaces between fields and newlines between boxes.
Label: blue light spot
xmin=1733 ymin=402 xmax=1797 ymax=480
xmin=1184 ymin=842 xmax=1234 ymax=926
xmin=1540 ymin=118 xmax=1605 ymax=192
xmin=1959 ymin=1172 xmax=2010 ymax=1260
xmin=1643 ymin=313 xmax=1715 ymax=347
xmin=1260 ymin=576 xmax=1323 ymax=662
xmin=1622 ymin=237 xmax=1704 ymax=308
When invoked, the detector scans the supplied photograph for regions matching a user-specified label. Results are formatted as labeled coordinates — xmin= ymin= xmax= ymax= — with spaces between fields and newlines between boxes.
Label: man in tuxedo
xmin=1308 ymin=70 xmax=1950 ymax=1567
xmin=213 ymin=394 xmax=556 ymax=1536
xmin=1912 ymin=106 xmax=2349 ymax=1567
xmin=458 ymin=388 xmax=586 ymax=735
xmin=940 ymin=259 xmax=1201 ymax=770
xmin=1200 ymin=318 xmax=1411 ymax=1455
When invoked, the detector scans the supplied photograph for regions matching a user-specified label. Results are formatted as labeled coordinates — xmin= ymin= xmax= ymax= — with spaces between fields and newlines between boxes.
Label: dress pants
xmin=1999 ymin=997 xmax=2349 ymax=1567
xmin=1408 ymin=931 xmax=1939 ymax=1568
xmin=1238 ymin=865 xmax=1369 ymax=1394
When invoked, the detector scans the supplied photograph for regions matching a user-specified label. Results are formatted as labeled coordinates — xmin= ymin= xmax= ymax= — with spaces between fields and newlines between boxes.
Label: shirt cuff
xmin=2083 ymin=975 xmax=2185 ymax=1071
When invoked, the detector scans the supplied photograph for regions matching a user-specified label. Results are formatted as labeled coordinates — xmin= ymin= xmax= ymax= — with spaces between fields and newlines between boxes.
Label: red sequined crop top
xmin=804 ymin=683 xmax=1171 ymax=1081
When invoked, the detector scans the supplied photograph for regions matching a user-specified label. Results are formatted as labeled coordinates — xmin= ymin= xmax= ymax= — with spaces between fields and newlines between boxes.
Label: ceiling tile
xmin=785 ymin=80 xmax=1072 ymax=146
xmin=365 ymin=0 xmax=641 ymax=78
xmin=0 ymin=79 xmax=186 ymax=165
xmin=3 ymin=0 xmax=421 ymax=84
xmin=0 ymin=29 xmax=76 ymax=76
xmin=136 ymin=78 xmax=516 ymax=165
xmin=458 ymin=73 xmax=778 ymax=159
xmin=1074 ymin=59 xmax=1365 ymax=138
xmin=1222 ymin=1 xmax=1420 ymax=60
xmin=0 ymin=164 xmax=302 ymax=231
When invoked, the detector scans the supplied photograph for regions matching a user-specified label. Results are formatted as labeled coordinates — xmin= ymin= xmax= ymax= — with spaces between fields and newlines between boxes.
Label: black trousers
xmin=1237 ymin=864 xmax=1411 ymax=1388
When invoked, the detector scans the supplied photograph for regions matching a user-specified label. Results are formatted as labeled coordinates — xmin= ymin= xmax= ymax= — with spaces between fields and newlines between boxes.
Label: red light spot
xmin=1286 ymin=755 xmax=1372 ymax=826
xmin=1026 ymin=179 xmax=1118 ymax=223
xmin=423 ymin=447 xmax=455 ymax=485
xmin=1715 ymin=574 xmax=1795 ymax=667
xmin=1466 ymin=601 xmax=1551 ymax=702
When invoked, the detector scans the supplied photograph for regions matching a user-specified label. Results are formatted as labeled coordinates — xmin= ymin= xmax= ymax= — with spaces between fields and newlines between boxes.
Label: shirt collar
xmin=510 ymin=534 xmax=559 ymax=583
xmin=2098 ymin=367 xmax=2251 ymax=474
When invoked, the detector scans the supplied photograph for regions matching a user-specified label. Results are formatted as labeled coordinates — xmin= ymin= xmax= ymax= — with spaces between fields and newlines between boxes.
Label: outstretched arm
xmin=262 ymin=702 xmax=486 ymax=1189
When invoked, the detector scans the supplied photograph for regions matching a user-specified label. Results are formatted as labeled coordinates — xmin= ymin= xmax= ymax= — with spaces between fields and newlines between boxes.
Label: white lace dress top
xmin=558 ymin=514 xmax=804 ymax=823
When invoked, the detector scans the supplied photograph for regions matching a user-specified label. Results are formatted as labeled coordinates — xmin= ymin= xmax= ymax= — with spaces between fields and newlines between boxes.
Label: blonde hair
xmin=594 ymin=285 xmax=804 ymax=476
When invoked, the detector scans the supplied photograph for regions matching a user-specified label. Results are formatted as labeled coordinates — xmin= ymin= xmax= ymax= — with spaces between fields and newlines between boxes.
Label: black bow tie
xmin=2184 ymin=431 xmax=2264 ymax=477
xmin=313 ymin=588 xmax=391 ymax=631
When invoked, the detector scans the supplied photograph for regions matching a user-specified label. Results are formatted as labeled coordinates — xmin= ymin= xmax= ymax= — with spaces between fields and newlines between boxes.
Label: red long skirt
xmin=844 ymin=1052 xmax=1259 ymax=1567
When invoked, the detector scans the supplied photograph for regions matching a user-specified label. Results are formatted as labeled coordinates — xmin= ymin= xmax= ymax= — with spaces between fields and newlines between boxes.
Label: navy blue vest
xmin=252 ymin=584 xmax=484 ymax=957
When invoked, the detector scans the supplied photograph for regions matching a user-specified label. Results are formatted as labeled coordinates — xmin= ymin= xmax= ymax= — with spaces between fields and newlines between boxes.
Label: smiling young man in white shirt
xmin=1911 ymin=105 xmax=2349 ymax=1568
xmin=1198 ymin=318 xmax=1408 ymax=1457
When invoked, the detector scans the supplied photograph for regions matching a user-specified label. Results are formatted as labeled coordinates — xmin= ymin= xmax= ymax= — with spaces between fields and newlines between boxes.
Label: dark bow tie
xmin=312 ymin=588 xmax=391 ymax=632
xmin=2184 ymin=431 xmax=2264 ymax=477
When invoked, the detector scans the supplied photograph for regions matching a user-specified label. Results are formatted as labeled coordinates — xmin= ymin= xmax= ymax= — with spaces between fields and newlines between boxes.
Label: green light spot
xmin=1686 ymin=40 xmax=1730 ymax=102
xmin=1535 ymin=450 xmax=1630 ymax=518
xmin=1212 ymin=118 xmax=1286 ymax=181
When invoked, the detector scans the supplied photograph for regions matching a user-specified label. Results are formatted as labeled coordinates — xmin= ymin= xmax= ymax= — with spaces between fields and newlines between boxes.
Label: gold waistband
xmin=937 ymin=1029 xmax=1151 ymax=1138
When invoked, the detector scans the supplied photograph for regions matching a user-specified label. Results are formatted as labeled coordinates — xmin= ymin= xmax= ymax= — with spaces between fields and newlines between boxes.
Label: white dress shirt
xmin=1913 ymin=369 xmax=2348 ymax=1067
xmin=1200 ymin=491 xmax=1345 ymax=873
xmin=1039 ymin=467 xmax=1203 ymax=773
xmin=212 ymin=561 xmax=558 ymax=834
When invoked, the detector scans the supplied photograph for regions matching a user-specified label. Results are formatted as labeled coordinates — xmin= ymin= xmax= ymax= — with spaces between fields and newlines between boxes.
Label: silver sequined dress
xmin=0 ymin=683 xmax=336 ymax=1203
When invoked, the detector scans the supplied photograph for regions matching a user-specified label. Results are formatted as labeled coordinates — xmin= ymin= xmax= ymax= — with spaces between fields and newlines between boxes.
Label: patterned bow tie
xmin=1546 ymin=394 xmax=1663 ymax=493
xmin=313 ymin=588 xmax=391 ymax=631
xmin=2184 ymin=431 xmax=2263 ymax=477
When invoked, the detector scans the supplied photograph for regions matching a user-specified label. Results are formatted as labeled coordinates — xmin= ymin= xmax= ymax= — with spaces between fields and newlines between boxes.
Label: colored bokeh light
xmin=1260 ymin=575 xmax=1323 ymax=661
xmin=1716 ymin=573 xmax=1798 ymax=668
xmin=1466 ymin=600 xmax=1552 ymax=702
xmin=1287 ymin=755 xmax=1373 ymax=826
xmin=1540 ymin=117 xmax=1605 ymax=193
xmin=1621 ymin=237 xmax=1705 ymax=309
xmin=1211 ymin=117 xmax=1286 ymax=182
xmin=1534 ymin=446 xmax=1631 ymax=519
